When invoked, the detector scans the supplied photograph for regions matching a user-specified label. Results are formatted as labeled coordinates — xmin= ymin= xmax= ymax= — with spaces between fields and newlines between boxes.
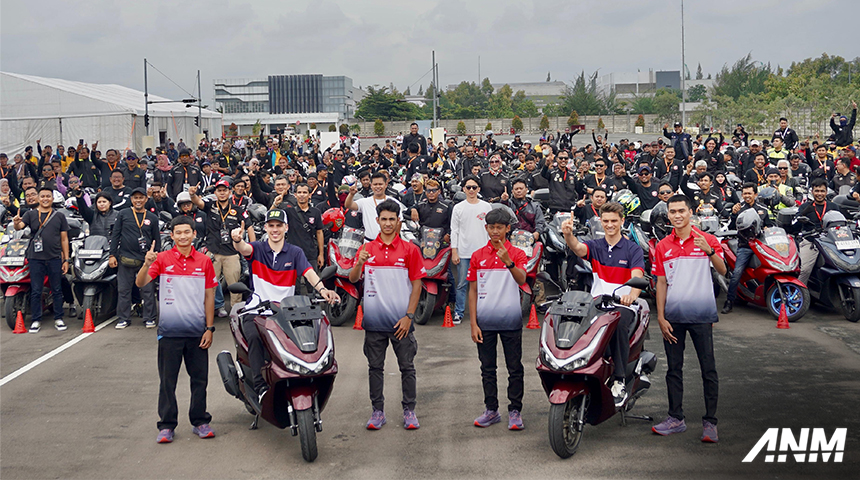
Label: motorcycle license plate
xmin=836 ymin=240 xmax=860 ymax=250
xmin=0 ymin=256 xmax=25 ymax=266
xmin=78 ymin=249 xmax=104 ymax=258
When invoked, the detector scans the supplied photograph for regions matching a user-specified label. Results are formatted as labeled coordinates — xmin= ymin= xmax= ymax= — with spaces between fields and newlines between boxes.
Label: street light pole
xmin=144 ymin=58 xmax=149 ymax=135
xmin=681 ymin=0 xmax=687 ymax=127
xmin=432 ymin=50 xmax=437 ymax=127
xmin=197 ymin=70 xmax=202 ymax=134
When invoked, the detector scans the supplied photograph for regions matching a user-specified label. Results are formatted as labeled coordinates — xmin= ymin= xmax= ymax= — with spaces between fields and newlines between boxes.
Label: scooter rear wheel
xmin=5 ymin=292 xmax=27 ymax=330
xmin=548 ymin=395 xmax=586 ymax=459
xmin=326 ymin=287 xmax=358 ymax=326
xmin=296 ymin=408 xmax=318 ymax=462
xmin=413 ymin=290 xmax=435 ymax=325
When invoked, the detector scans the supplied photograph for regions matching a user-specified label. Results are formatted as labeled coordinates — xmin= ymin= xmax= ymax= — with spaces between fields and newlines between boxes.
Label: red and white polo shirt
xmin=147 ymin=246 xmax=218 ymax=337
xmin=467 ymin=240 xmax=527 ymax=331
xmin=359 ymin=235 xmax=426 ymax=332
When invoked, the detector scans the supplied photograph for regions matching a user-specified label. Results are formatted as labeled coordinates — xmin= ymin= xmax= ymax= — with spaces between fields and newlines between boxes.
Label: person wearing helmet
xmin=830 ymin=102 xmax=857 ymax=147
xmin=13 ymin=186 xmax=71 ymax=333
xmin=561 ymin=201 xmax=646 ymax=407
xmin=175 ymin=191 xmax=206 ymax=239
xmin=722 ymin=183 xmax=773 ymax=314
xmin=480 ymin=131 xmax=497 ymax=154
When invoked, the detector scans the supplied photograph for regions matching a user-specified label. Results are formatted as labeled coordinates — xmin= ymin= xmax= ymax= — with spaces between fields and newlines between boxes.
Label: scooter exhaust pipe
xmin=216 ymin=351 xmax=243 ymax=400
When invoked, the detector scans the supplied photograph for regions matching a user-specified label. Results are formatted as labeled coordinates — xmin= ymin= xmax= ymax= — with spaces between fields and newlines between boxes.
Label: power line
xmin=408 ymin=65 xmax=437 ymax=91
xmin=146 ymin=60 xmax=196 ymax=98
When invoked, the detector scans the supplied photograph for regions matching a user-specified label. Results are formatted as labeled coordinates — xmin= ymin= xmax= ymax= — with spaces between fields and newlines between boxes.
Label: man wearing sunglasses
xmin=583 ymin=159 xmax=611 ymax=196
xmin=623 ymin=164 xmax=663 ymax=211
xmin=451 ymin=176 xmax=492 ymax=324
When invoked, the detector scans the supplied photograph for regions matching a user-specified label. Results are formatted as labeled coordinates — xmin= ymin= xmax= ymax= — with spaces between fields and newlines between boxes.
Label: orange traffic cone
xmin=352 ymin=305 xmax=364 ymax=330
xmin=82 ymin=308 xmax=95 ymax=333
xmin=12 ymin=310 xmax=26 ymax=334
xmin=776 ymin=304 xmax=790 ymax=329
xmin=442 ymin=305 xmax=454 ymax=328
xmin=526 ymin=304 xmax=540 ymax=329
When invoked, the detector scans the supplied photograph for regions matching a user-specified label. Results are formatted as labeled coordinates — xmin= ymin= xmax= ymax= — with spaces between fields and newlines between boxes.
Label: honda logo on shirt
xmin=742 ymin=428 xmax=846 ymax=463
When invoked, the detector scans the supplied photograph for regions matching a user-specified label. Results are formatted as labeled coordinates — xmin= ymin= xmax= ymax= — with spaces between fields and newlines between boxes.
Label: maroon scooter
xmin=535 ymin=274 xmax=656 ymax=459
xmin=217 ymin=267 xmax=337 ymax=463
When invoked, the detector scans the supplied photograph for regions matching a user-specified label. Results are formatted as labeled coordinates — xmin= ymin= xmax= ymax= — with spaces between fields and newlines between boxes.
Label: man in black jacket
xmin=722 ymin=183 xmax=773 ymax=314
xmin=772 ymin=117 xmax=800 ymax=151
xmin=830 ymin=103 xmax=857 ymax=147
xmin=109 ymin=188 xmax=161 ymax=329
xmin=540 ymin=150 xmax=578 ymax=213
xmin=123 ymin=152 xmax=147 ymax=190
xmin=106 ymin=170 xmax=133 ymax=210
xmin=168 ymin=149 xmax=201 ymax=199
xmin=401 ymin=123 xmax=427 ymax=156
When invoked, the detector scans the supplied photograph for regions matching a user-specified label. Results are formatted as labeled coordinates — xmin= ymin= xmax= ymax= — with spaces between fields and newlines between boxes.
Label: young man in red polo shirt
xmin=136 ymin=216 xmax=218 ymax=444
xmin=652 ymin=194 xmax=726 ymax=443
xmin=468 ymin=208 xmax=529 ymax=430
xmin=349 ymin=199 xmax=425 ymax=430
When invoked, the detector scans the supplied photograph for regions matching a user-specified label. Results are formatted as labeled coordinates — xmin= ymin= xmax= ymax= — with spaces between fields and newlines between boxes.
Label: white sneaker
xmin=115 ymin=320 xmax=130 ymax=329
xmin=54 ymin=319 xmax=67 ymax=331
xmin=145 ymin=319 xmax=157 ymax=329
xmin=611 ymin=380 xmax=628 ymax=407
xmin=216 ymin=307 xmax=228 ymax=317
xmin=452 ymin=315 xmax=462 ymax=325
xmin=29 ymin=321 xmax=41 ymax=333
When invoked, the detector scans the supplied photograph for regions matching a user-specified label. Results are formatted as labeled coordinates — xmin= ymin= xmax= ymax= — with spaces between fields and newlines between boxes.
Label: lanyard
xmin=108 ymin=160 xmax=118 ymax=171
xmin=591 ymin=204 xmax=598 ymax=217
xmin=218 ymin=201 xmax=232 ymax=225
xmin=38 ymin=210 xmax=53 ymax=230
xmin=814 ymin=203 xmax=827 ymax=223
xmin=132 ymin=210 xmax=145 ymax=233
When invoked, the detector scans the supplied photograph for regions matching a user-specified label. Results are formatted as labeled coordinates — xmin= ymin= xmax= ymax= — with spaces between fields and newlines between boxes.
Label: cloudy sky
xmin=2 ymin=0 xmax=857 ymax=104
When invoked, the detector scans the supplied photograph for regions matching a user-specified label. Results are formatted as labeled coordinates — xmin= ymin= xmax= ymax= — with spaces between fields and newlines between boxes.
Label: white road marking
xmin=0 ymin=316 xmax=117 ymax=387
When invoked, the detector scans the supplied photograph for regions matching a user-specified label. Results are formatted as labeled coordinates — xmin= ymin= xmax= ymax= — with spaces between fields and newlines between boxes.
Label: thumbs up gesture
xmin=144 ymin=242 xmax=158 ymax=266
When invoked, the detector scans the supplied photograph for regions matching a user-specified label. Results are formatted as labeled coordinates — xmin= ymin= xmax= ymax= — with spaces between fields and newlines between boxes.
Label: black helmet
xmin=736 ymin=208 xmax=762 ymax=241
xmin=651 ymin=202 xmax=671 ymax=240
xmin=757 ymin=187 xmax=779 ymax=209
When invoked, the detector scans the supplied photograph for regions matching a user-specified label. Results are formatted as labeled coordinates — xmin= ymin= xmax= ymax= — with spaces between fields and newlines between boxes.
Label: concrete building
xmin=214 ymin=75 xmax=365 ymax=135
xmin=596 ymin=70 xmax=682 ymax=99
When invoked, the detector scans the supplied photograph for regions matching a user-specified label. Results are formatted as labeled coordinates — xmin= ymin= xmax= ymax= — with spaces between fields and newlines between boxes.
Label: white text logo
xmin=742 ymin=428 xmax=846 ymax=463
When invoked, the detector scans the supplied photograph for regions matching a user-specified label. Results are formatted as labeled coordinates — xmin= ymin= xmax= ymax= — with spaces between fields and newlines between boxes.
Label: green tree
xmin=511 ymin=90 xmax=538 ymax=118
xmin=688 ymin=84 xmax=708 ymax=102
xmin=350 ymin=124 xmax=361 ymax=134
xmin=252 ymin=119 xmax=262 ymax=136
xmin=355 ymin=85 xmax=421 ymax=121
xmin=547 ymin=72 xmax=551 ymax=82
xmin=597 ymin=117 xmax=605 ymax=130
xmin=539 ymin=115 xmax=550 ymax=130
xmin=228 ymin=122 xmax=238 ymax=137
xmin=309 ymin=123 xmax=317 ymax=130
xmin=418 ymin=85 xmax=424 ymax=96
xmin=567 ymin=110 xmax=580 ymax=127
xmin=328 ymin=124 xmax=337 ymax=132
xmin=487 ymin=84 xmax=514 ymax=118
xmin=560 ymin=70 xmax=604 ymax=115
xmin=654 ymin=89 xmax=681 ymax=124
xmin=457 ymin=121 xmax=467 ymax=135
xmin=404 ymin=86 xmax=411 ymax=96
xmin=713 ymin=53 xmax=772 ymax=100
xmin=444 ymin=81 xmax=488 ymax=119
xmin=635 ymin=114 xmax=645 ymax=127
xmin=373 ymin=119 xmax=385 ymax=136
xmin=339 ymin=123 xmax=349 ymax=136
xmin=485 ymin=122 xmax=493 ymax=132
xmin=424 ymin=82 xmax=435 ymax=100
xmin=630 ymin=95 xmax=656 ymax=114
xmin=696 ymin=63 xmax=704 ymax=80
xmin=481 ymin=78 xmax=494 ymax=97
xmin=511 ymin=115 xmax=524 ymax=132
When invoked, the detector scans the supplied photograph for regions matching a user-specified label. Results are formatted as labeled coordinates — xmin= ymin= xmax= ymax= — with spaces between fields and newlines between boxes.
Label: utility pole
xmin=144 ymin=58 xmax=149 ymax=135
xmin=432 ymin=51 xmax=437 ymax=127
xmin=680 ymin=0 xmax=687 ymax=127
xmin=197 ymin=69 xmax=202 ymax=133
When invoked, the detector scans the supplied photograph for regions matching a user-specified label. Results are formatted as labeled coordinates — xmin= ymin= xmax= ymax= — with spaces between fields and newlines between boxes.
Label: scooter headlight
xmin=266 ymin=329 xmax=334 ymax=375
xmin=425 ymin=251 xmax=451 ymax=277
xmin=78 ymin=261 xmax=109 ymax=281
xmin=541 ymin=324 xmax=608 ymax=372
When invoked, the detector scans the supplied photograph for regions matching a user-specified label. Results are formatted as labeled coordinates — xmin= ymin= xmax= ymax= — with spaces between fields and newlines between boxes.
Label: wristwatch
xmin=505 ymin=262 xmax=515 ymax=269
xmin=205 ymin=326 xmax=215 ymax=332
xmin=405 ymin=313 xmax=415 ymax=321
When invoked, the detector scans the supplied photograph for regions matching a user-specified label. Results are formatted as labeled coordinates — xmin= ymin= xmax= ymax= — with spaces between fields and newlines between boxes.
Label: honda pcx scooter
xmin=412 ymin=226 xmax=452 ymax=325
xmin=72 ymin=235 xmax=117 ymax=321
xmin=218 ymin=266 xmax=338 ymax=463
xmin=796 ymin=210 xmax=860 ymax=322
xmin=510 ymin=228 xmax=543 ymax=316
xmin=325 ymin=225 xmax=365 ymax=326
xmin=536 ymin=274 xmax=656 ymax=459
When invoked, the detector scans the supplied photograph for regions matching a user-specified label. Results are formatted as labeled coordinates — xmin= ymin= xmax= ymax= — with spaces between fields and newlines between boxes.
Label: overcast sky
xmin=2 ymin=0 xmax=857 ymax=105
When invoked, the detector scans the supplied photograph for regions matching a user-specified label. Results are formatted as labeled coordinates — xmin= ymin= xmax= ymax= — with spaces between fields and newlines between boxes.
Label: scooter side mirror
xmin=796 ymin=216 xmax=810 ymax=224
xmin=536 ymin=271 xmax=553 ymax=284
xmin=624 ymin=277 xmax=650 ymax=290
xmin=228 ymin=282 xmax=252 ymax=295
xmin=319 ymin=265 xmax=337 ymax=281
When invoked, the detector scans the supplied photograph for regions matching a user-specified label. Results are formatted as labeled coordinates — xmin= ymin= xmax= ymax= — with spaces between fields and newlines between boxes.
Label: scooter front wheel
xmin=296 ymin=408 xmax=318 ymax=462
xmin=5 ymin=292 xmax=27 ymax=329
xmin=413 ymin=289 xmax=435 ymax=325
xmin=836 ymin=283 xmax=860 ymax=322
xmin=548 ymin=395 xmax=586 ymax=459
xmin=326 ymin=287 xmax=358 ymax=326
xmin=766 ymin=283 xmax=809 ymax=322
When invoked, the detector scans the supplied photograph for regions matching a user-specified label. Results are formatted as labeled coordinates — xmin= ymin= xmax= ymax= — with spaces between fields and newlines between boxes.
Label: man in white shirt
xmin=450 ymin=175 xmax=491 ymax=324
xmin=344 ymin=171 xmax=405 ymax=241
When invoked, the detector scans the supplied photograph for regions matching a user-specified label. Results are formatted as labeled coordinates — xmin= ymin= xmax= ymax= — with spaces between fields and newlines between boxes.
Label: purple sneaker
xmin=652 ymin=416 xmax=687 ymax=436
xmin=366 ymin=410 xmax=386 ymax=430
xmin=508 ymin=410 xmax=524 ymax=430
xmin=701 ymin=420 xmax=718 ymax=443
xmin=474 ymin=409 xmax=501 ymax=427
xmin=156 ymin=429 xmax=174 ymax=443
xmin=192 ymin=423 xmax=215 ymax=438
xmin=403 ymin=409 xmax=420 ymax=430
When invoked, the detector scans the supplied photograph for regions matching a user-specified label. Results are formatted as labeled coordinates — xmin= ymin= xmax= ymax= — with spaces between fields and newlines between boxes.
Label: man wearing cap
xmin=190 ymin=181 xmax=254 ymax=315
xmin=663 ymin=122 xmax=694 ymax=161
xmin=401 ymin=123 xmax=427 ymax=156
xmin=830 ymin=102 xmax=857 ymax=147
xmin=480 ymin=131 xmax=497 ymax=155
xmin=200 ymin=161 xmax=220 ymax=190
xmin=231 ymin=208 xmax=338 ymax=399
xmin=110 ymin=187 xmax=161 ymax=329
xmin=624 ymin=164 xmax=663 ymax=211
xmin=13 ymin=186 xmax=70 ymax=333
xmin=280 ymin=182 xmax=325 ymax=273
xmin=168 ymin=149 xmax=201 ymax=199
xmin=681 ymin=164 xmax=723 ymax=212
xmin=344 ymin=172 xmax=406 ymax=241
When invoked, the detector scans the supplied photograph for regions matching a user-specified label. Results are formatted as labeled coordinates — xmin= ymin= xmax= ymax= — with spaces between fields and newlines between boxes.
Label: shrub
xmin=485 ymin=122 xmax=492 ymax=132
xmin=635 ymin=114 xmax=645 ymax=127
xmin=457 ymin=121 xmax=467 ymax=135
xmin=597 ymin=117 xmax=605 ymax=130
xmin=511 ymin=115 xmax=523 ymax=133
xmin=539 ymin=115 xmax=550 ymax=130
xmin=339 ymin=123 xmax=350 ymax=136
xmin=309 ymin=123 xmax=317 ymax=130
xmin=567 ymin=111 xmax=579 ymax=127
xmin=328 ymin=124 xmax=337 ymax=132
xmin=374 ymin=119 xmax=385 ymax=136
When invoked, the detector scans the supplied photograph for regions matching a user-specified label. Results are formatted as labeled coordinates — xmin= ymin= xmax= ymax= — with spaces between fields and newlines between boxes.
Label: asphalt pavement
xmin=1 ymin=294 xmax=859 ymax=480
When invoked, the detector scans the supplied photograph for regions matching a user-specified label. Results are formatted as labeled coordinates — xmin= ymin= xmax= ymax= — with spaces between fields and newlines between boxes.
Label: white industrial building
xmin=0 ymin=72 xmax=222 ymax=155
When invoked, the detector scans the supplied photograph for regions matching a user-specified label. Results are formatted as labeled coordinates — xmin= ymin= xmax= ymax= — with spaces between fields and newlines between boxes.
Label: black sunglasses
xmin=595 ymin=164 xmax=606 ymax=168
xmin=659 ymin=190 xmax=673 ymax=195
xmin=426 ymin=188 xmax=440 ymax=193
xmin=464 ymin=185 xmax=479 ymax=190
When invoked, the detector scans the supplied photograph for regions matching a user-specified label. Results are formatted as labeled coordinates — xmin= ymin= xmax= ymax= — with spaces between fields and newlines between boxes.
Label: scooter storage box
xmin=777 ymin=207 xmax=799 ymax=233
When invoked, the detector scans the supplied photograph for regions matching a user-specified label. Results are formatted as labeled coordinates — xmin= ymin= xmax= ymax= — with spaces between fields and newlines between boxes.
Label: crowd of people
xmin=2 ymin=101 xmax=856 ymax=443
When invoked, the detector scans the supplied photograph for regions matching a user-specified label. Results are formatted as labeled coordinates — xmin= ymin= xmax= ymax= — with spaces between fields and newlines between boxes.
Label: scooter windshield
xmin=762 ymin=227 xmax=791 ymax=256
xmin=585 ymin=216 xmax=605 ymax=241
xmin=338 ymin=227 xmax=365 ymax=259
xmin=420 ymin=227 xmax=444 ymax=259
xmin=0 ymin=239 xmax=28 ymax=266
xmin=510 ymin=229 xmax=534 ymax=257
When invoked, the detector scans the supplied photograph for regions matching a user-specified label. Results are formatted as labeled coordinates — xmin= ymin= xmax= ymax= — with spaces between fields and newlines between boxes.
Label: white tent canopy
xmin=0 ymin=72 xmax=222 ymax=155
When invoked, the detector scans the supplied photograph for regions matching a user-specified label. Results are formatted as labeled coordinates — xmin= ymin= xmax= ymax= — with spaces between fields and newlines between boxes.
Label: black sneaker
xmin=611 ymin=380 xmax=627 ymax=407
xmin=721 ymin=301 xmax=732 ymax=314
